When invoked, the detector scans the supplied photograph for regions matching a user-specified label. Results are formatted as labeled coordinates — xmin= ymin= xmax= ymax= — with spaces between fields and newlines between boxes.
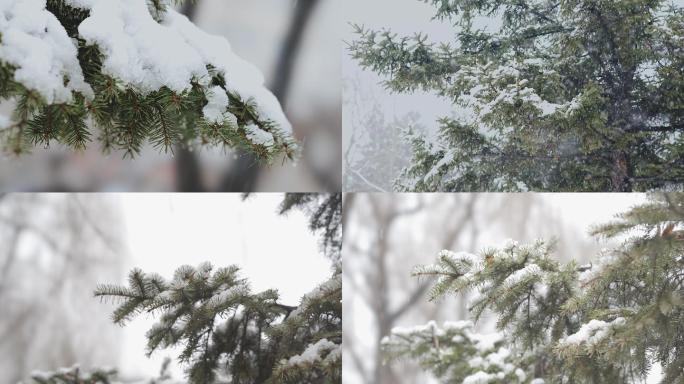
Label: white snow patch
xmin=424 ymin=149 xmax=454 ymax=182
xmin=560 ymin=317 xmax=626 ymax=346
xmin=202 ymin=86 xmax=230 ymax=123
xmin=163 ymin=9 xmax=291 ymax=132
xmin=504 ymin=264 xmax=541 ymax=286
xmin=463 ymin=370 xmax=499 ymax=384
xmin=211 ymin=285 xmax=246 ymax=307
xmin=286 ymin=338 xmax=338 ymax=366
xmin=78 ymin=0 xmax=209 ymax=94
xmin=439 ymin=250 xmax=480 ymax=266
xmin=0 ymin=0 xmax=93 ymax=103
xmin=389 ymin=320 xmax=440 ymax=338
xmin=245 ymin=124 xmax=275 ymax=147
xmin=470 ymin=332 xmax=503 ymax=352
xmin=443 ymin=320 xmax=474 ymax=331
xmin=290 ymin=274 xmax=341 ymax=319
xmin=62 ymin=0 xmax=99 ymax=9
xmin=503 ymin=239 xmax=519 ymax=249
xmin=535 ymin=281 xmax=549 ymax=299
xmin=515 ymin=368 xmax=527 ymax=382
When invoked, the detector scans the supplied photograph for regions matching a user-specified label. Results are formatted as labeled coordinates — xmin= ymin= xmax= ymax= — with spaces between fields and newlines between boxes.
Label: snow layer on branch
xmin=210 ymin=284 xmax=246 ymax=308
xmin=470 ymin=332 xmax=504 ymax=352
xmin=385 ymin=320 xmax=503 ymax=354
xmin=62 ymin=0 xmax=98 ymax=8
xmin=443 ymin=320 xmax=474 ymax=331
xmin=439 ymin=250 xmax=480 ymax=266
xmin=290 ymin=273 xmax=341 ymax=319
xmin=463 ymin=370 xmax=501 ymax=384
xmin=76 ymin=0 xmax=290 ymax=132
xmin=468 ymin=346 xmax=517 ymax=377
xmin=164 ymin=11 xmax=291 ymax=133
xmin=286 ymin=338 xmax=338 ymax=366
xmin=424 ymin=149 xmax=455 ymax=182
xmin=480 ymin=85 xmax=562 ymax=117
xmin=202 ymin=86 xmax=231 ymax=123
xmin=560 ymin=317 xmax=626 ymax=346
xmin=245 ymin=123 xmax=275 ymax=147
xmin=0 ymin=0 xmax=93 ymax=103
xmin=504 ymin=264 xmax=541 ymax=286
xmin=78 ymin=0 xmax=208 ymax=94
xmin=388 ymin=320 xmax=440 ymax=339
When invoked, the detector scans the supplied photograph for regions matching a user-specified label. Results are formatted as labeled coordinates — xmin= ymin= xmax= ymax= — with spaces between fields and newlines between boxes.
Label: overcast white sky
xmin=113 ymin=194 xmax=331 ymax=379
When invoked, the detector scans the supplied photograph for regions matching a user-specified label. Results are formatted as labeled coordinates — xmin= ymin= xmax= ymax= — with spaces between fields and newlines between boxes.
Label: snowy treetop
xmin=351 ymin=0 xmax=684 ymax=192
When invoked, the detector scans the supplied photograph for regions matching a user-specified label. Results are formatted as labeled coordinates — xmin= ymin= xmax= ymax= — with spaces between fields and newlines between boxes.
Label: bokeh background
xmin=0 ymin=193 xmax=332 ymax=383
xmin=0 ymin=0 xmax=341 ymax=192
xmin=342 ymin=193 xmax=659 ymax=383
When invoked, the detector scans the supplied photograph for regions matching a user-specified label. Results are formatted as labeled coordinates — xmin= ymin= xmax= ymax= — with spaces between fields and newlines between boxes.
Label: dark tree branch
xmin=271 ymin=0 xmax=321 ymax=103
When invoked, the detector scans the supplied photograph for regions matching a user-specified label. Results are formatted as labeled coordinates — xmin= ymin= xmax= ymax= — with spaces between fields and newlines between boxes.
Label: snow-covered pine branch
xmin=0 ymin=0 xmax=296 ymax=159
xmin=382 ymin=320 xmax=533 ymax=384
xmin=94 ymin=262 xmax=341 ymax=384
xmin=386 ymin=193 xmax=684 ymax=383
xmin=27 ymin=362 xmax=180 ymax=384
xmin=28 ymin=366 xmax=117 ymax=384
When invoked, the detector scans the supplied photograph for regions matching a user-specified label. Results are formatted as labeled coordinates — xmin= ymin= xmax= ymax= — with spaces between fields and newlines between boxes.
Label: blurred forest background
xmin=0 ymin=193 xmax=330 ymax=383
xmin=0 ymin=0 xmax=341 ymax=192
xmin=0 ymin=194 xmax=124 ymax=384
xmin=342 ymin=193 xmax=647 ymax=383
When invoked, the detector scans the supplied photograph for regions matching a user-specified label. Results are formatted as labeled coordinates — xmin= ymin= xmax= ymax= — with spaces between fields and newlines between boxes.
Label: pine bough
xmin=27 ymin=263 xmax=341 ymax=384
xmin=0 ymin=0 xmax=296 ymax=159
xmin=382 ymin=193 xmax=684 ymax=383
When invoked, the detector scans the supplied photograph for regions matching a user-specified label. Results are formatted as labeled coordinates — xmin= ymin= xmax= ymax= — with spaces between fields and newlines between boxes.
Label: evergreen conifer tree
xmin=350 ymin=0 xmax=684 ymax=192
xmin=0 ymin=0 xmax=296 ymax=160
xmin=382 ymin=193 xmax=684 ymax=383
xmin=26 ymin=194 xmax=342 ymax=384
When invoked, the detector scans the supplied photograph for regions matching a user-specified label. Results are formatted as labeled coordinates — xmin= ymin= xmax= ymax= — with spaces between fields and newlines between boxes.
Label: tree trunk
xmin=270 ymin=0 xmax=320 ymax=103
xmin=174 ymin=1 xmax=203 ymax=191
xmin=219 ymin=0 xmax=320 ymax=191
xmin=175 ymin=146 xmax=205 ymax=192
xmin=610 ymin=150 xmax=631 ymax=192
